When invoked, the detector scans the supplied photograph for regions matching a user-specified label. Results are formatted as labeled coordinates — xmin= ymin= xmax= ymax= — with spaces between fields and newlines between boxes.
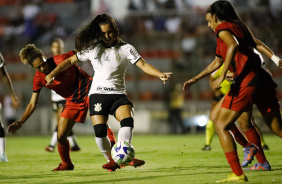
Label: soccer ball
xmin=111 ymin=141 xmax=135 ymax=165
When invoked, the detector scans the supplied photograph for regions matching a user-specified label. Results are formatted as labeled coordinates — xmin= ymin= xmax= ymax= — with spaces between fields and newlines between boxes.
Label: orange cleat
xmin=126 ymin=158 xmax=145 ymax=168
xmin=51 ymin=162 xmax=74 ymax=171
xmin=102 ymin=159 xmax=120 ymax=172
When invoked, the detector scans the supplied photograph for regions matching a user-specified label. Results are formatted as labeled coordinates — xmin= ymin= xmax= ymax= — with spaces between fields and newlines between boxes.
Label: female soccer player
xmin=7 ymin=44 xmax=92 ymax=171
xmin=45 ymin=14 xmax=171 ymax=171
xmin=183 ymin=1 xmax=282 ymax=182
xmin=0 ymin=53 xmax=19 ymax=162
xmin=45 ymin=38 xmax=81 ymax=152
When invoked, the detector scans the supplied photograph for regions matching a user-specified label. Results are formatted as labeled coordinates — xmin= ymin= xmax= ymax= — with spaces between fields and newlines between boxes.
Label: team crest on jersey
xmin=94 ymin=103 xmax=102 ymax=112
xmin=116 ymin=53 xmax=122 ymax=62
xmin=130 ymin=49 xmax=139 ymax=60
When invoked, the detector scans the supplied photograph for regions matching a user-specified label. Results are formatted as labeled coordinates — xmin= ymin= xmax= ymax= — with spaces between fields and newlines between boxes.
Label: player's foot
xmin=70 ymin=145 xmax=80 ymax=152
xmin=241 ymin=144 xmax=258 ymax=167
xmin=245 ymin=161 xmax=271 ymax=171
xmin=51 ymin=162 xmax=74 ymax=171
xmin=201 ymin=145 xmax=211 ymax=151
xmin=45 ymin=145 xmax=55 ymax=152
xmin=0 ymin=153 xmax=8 ymax=162
xmin=216 ymin=173 xmax=248 ymax=183
xmin=262 ymin=144 xmax=269 ymax=150
xmin=125 ymin=158 xmax=145 ymax=168
xmin=102 ymin=159 xmax=120 ymax=172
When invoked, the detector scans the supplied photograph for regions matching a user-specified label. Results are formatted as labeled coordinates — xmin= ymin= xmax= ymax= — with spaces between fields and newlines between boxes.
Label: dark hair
xmin=75 ymin=14 xmax=121 ymax=51
xmin=19 ymin=44 xmax=43 ymax=65
xmin=207 ymin=0 xmax=256 ymax=48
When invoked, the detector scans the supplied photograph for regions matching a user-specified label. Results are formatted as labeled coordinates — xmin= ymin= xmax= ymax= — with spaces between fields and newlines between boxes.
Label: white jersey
xmin=0 ymin=52 xmax=6 ymax=68
xmin=76 ymin=43 xmax=141 ymax=95
xmin=51 ymin=90 xmax=65 ymax=102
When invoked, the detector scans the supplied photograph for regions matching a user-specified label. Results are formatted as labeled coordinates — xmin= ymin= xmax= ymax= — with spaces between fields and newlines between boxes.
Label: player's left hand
xmin=7 ymin=121 xmax=23 ymax=135
xmin=213 ymin=75 xmax=224 ymax=89
xmin=279 ymin=60 xmax=282 ymax=68
xmin=225 ymin=72 xmax=234 ymax=82
xmin=45 ymin=73 xmax=54 ymax=86
xmin=159 ymin=72 xmax=172 ymax=84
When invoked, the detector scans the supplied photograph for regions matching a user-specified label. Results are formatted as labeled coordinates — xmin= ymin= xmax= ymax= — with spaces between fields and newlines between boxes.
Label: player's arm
xmin=183 ymin=56 xmax=223 ymax=91
xmin=255 ymin=39 xmax=282 ymax=68
xmin=45 ymin=55 xmax=79 ymax=85
xmin=213 ymin=31 xmax=238 ymax=89
xmin=135 ymin=58 xmax=172 ymax=84
xmin=0 ymin=66 xmax=19 ymax=109
xmin=7 ymin=92 xmax=40 ymax=134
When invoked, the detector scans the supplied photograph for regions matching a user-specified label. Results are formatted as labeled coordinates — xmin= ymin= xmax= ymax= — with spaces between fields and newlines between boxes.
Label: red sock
xmin=244 ymin=125 xmax=267 ymax=163
xmin=107 ymin=128 xmax=116 ymax=148
xmin=57 ymin=141 xmax=72 ymax=164
xmin=230 ymin=125 xmax=251 ymax=148
xmin=225 ymin=151 xmax=244 ymax=176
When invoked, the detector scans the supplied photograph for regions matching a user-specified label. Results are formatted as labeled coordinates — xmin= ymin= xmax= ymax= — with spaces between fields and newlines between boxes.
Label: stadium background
xmin=0 ymin=0 xmax=281 ymax=135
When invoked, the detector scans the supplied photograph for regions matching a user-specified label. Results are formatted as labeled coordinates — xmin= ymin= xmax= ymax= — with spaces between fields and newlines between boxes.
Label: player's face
xmin=32 ymin=57 xmax=49 ymax=74
xmin=206 ymin=13 xmax=217 ymax=32
xmin=51 ymin=41 xmax=63 ymax=56
xmin=99 ymin=23 xmax=117 ymax=48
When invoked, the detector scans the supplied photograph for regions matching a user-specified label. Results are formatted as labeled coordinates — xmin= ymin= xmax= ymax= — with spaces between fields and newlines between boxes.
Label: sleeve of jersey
xmin=76 ymin=48 xmax=92 ymax=62
xmin=0 ymin=53 xmax=6 ymax=68
xmin=32 ymin=73 xmax=43 ymax=93
xmin=125 ymin=44 xmax=142 ymax=65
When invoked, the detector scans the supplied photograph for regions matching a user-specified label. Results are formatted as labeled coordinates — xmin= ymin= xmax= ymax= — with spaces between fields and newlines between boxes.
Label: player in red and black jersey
xmin=183 ymin=1 xmax=282 ymax=182
xmin=7 ymin=44 xmax=92 ymax=171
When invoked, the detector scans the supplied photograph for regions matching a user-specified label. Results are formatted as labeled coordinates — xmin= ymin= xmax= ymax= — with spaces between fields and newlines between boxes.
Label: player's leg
xmin=214 ymin=107 xmax=247 ymax=182
xmin=91 ymin=115 xmax=120 ymax=171
xmin=46 ymin=102 xmax=60 ymax=152
xmin=107 ymin=124 xmax=116 ymax=148
xmin=253 ymin=121 xmax=269 ymax=150
xmin=115 ymin=105 xmax=145 ymax=168
xmin=202 ymin=100 xmax=218 ymax=150
xmin=52 ymin=117 xmax=76 ymax=171
xmin=0 ymin=117 xmax=8 ymax=162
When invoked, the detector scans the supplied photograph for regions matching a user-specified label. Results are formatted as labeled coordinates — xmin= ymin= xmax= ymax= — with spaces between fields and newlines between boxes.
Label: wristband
xmin=271 ymin=55 xmax=280 ymax=66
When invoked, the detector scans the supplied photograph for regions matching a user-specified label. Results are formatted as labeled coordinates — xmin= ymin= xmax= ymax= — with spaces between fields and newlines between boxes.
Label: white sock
xmin=118 ymin=127 xmax=133 ymax=143
xmin=50 ymin=131 xmax=57 ymax=147
xmin=0 ymin=137 xmax=5 ymax=154
xmin=67 ymin=136 xmax=75 ymax=147
xmin=95 ymin=136 xmax=111 ymax=161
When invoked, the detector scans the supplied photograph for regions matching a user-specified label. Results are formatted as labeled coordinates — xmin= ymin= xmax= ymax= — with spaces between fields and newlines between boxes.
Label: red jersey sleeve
xmin=33 ymin=71 xmax=44 ymax=93
xmin=53 ymin=50 xmax=75 ymax=65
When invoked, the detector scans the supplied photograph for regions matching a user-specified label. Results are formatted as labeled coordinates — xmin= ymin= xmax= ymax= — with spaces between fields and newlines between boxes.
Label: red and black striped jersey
xmin=33 ymin=51 xmax=92 ymax=103
xmin=215 ymin=22 xmax=276 ymax=88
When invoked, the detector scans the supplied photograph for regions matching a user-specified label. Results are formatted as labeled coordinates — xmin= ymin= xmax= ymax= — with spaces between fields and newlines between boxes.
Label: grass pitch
xmin=1 ymin=134 xmax=282 ymax=183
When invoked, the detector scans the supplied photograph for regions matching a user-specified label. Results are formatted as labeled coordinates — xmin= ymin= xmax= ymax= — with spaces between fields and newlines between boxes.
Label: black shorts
xmin=52 ymin=100 xmax=66 ymax=111
xmin=89 ymin=94 xmax=133 ymax=116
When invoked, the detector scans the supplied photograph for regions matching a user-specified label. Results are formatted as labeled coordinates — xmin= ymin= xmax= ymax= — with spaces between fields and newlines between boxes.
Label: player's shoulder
xmin=215 ymin=22 xmax=237 ymax=37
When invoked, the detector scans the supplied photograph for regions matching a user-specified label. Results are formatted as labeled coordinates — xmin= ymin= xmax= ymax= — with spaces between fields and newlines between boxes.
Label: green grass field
xmin=1 ymin=134 xmax=281 ymax=184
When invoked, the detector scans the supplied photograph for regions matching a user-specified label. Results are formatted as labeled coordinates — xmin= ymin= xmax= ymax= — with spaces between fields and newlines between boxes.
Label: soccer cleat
xmin=216 ymin=173 xmax=248 ymax=183
xmin=0 ymin=153 xmax=8 ymax=162
xmin=102 ymin=159 xmax=120 ymax=172
xmin=241 ymin=144 xmax=258 ymax=167
xmin=262 ymin=144 xmax=269 ymax=150
xmin=70 ymin=146 xmax=80 ymax=152
xmin=245 ymin=161 xmax=271 ymax=171
xmin=45 ymin=145 xmax=55 ymax=152
xmin=202 ymin=145 xmax=211 ymax=151
xmin=125 ymin=158 xmax=145 ymax=168
xmin=51 ymin=162 xmax=74 ymax=171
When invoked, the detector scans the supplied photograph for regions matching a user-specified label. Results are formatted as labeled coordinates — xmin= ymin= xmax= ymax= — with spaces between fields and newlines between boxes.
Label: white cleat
xmin=0 ymin=153 xmax=8 ymax=162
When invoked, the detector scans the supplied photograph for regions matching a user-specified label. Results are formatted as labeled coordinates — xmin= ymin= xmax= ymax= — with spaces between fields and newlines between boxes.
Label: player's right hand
xmin=7 ymin=121 xmax=23 ymax=135
xmin=45 ymin=74 xmax=54 ymax=86
xmin=183 ymin=78 xmax=197 ymax=91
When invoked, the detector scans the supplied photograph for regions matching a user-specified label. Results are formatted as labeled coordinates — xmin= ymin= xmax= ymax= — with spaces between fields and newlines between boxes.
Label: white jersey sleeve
xmin=0 ymin=53 xmax=6 ymax=68
xmin=76 ymin=47 xmax=95 ymax=62
xmin=124 ymin=44 xmax=142 ymax=65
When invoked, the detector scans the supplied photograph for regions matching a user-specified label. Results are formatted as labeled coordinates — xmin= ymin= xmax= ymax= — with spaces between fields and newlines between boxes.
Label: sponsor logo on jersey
xmin=130 ymin=49 xmax=139 ymax=60
xmin=94 ymin=103 xmax=102 ymax=112
xmin=97 ymin=86 xmax=118 ymax=91
xmin=104 ymin=54 xmax=110 ymax=61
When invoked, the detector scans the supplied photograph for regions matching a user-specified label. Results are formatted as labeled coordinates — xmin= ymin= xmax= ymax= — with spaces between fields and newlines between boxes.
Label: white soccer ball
xmin=111 ymin=141 xmax=135 ymax=165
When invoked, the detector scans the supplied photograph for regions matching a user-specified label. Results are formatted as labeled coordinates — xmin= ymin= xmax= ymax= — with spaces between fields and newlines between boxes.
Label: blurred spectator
xmin=4 ymin=95 xmax=17 ymax=126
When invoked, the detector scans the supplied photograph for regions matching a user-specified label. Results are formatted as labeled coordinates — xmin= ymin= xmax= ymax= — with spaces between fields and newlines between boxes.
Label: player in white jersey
xmin=46 ymin=14 xmax=172 ymax=171
xmin=0 ymin=53 xmax=19 ymax=162
xmin=45 ymin=38 xmax=80 ymax=152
